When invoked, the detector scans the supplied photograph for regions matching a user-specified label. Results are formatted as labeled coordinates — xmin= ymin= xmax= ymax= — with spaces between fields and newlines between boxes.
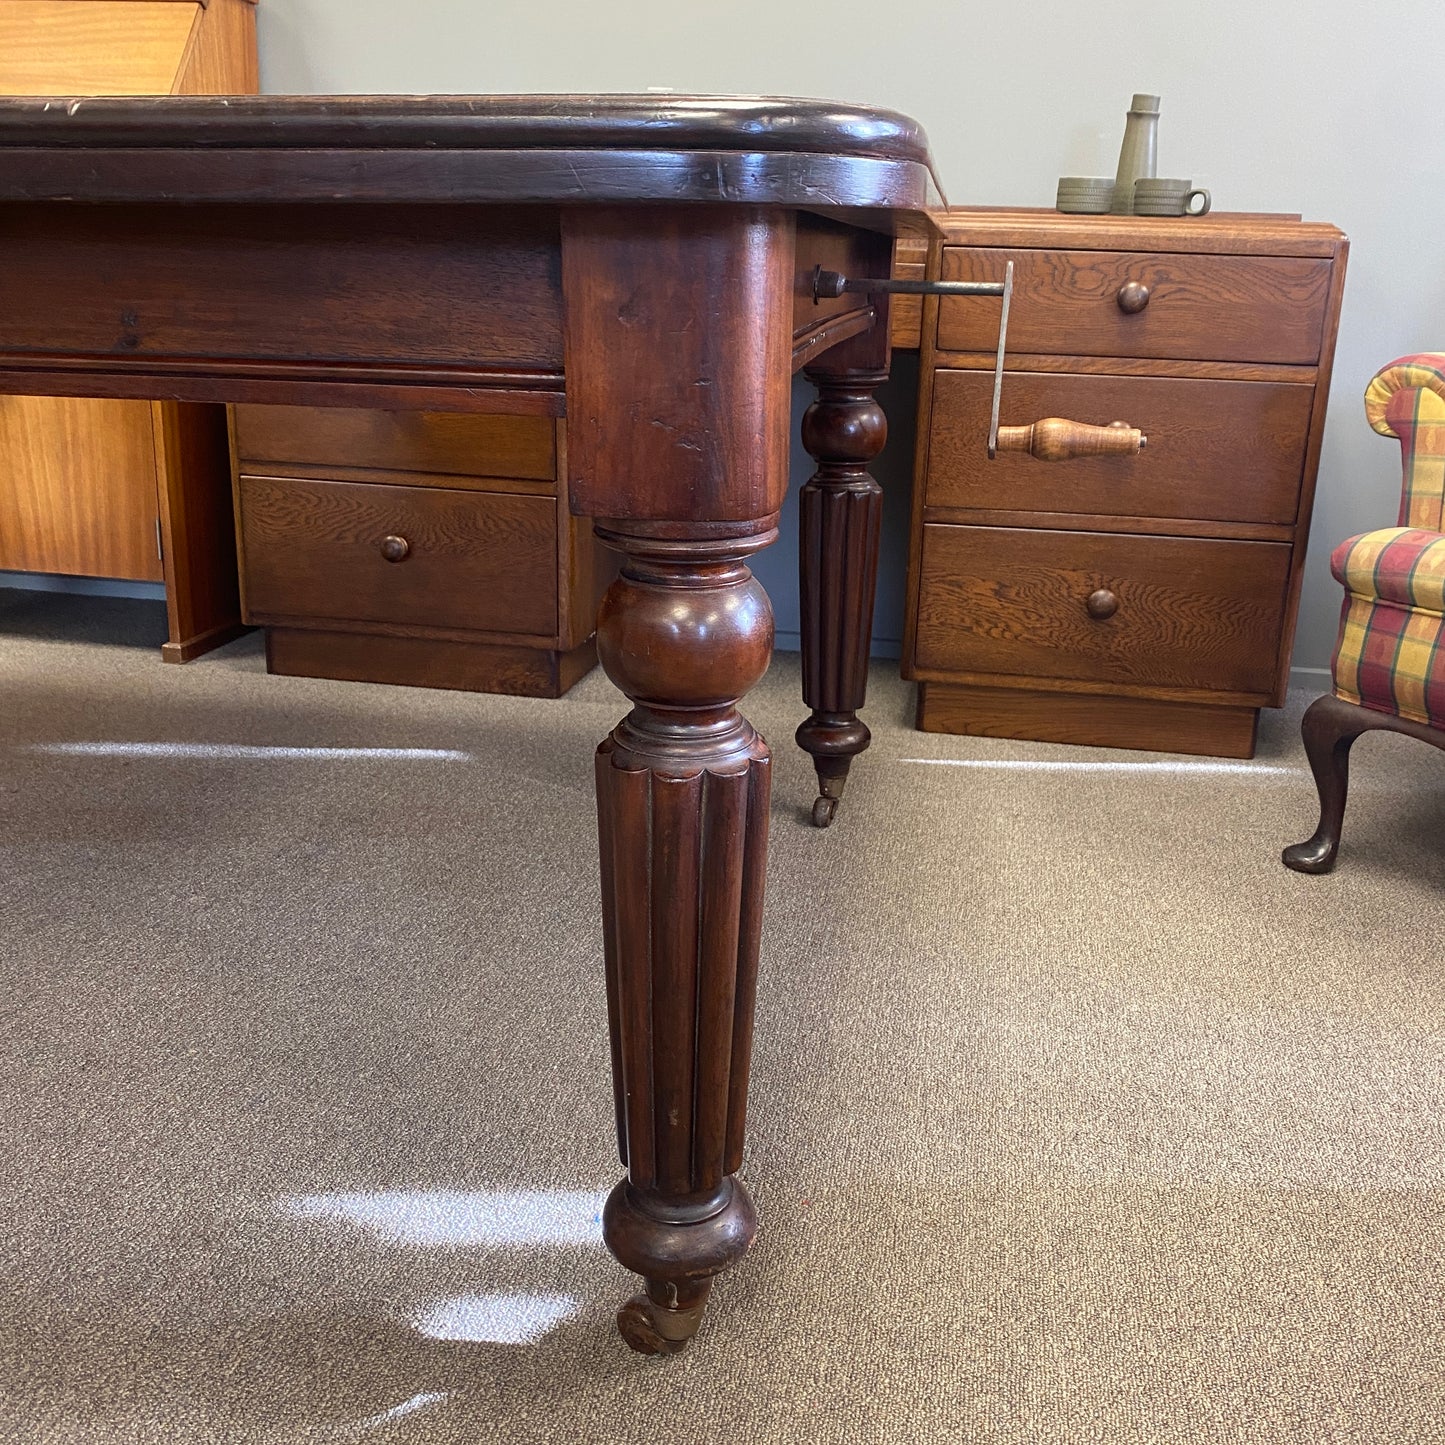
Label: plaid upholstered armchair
xmin=1284 ymin=354 xmax=1445 ymax=872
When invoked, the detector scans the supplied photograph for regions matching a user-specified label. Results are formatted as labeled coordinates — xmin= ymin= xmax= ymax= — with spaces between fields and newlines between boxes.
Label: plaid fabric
xmin=1332 ymin=526 xmax=1445 ymax=611
xmin=1331 ymin=527 xmax=1445 ymax=729
xmin=1364 ymin=354 xmax=1445 ymax=530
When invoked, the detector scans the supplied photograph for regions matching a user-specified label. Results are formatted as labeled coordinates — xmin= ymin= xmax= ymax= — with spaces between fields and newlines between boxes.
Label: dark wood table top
xmin=0 ymin=93 xmax=943 ymax=215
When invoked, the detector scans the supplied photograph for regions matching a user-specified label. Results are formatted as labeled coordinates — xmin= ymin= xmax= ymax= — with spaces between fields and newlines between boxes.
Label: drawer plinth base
xmin=265 ymin=627 xmax=596 ymax=698
xmin=916 ymin=681 xmax=1260 ymax=759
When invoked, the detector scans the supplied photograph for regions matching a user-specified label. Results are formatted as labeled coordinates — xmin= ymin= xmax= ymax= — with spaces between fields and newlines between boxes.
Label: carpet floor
xmin=1 ymin=590 xmax=1442 ymax=1445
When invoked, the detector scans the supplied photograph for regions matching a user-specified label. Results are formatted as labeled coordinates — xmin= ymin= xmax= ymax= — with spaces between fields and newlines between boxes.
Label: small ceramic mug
xmin=1056 ymin=176 xmax=1115 ymax=214
xmin=1133 ymin=178 xmax=1211 ymax=216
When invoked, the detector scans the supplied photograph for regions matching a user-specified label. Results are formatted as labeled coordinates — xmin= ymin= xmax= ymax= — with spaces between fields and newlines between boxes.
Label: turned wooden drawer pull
xmin=1117 ymin=281 xmax=1151 ymax=314
xmin=379 ymin=533 xmax=411 ymax=563
xmin=993 ymin=417 xmax=1146 ymax=461
xmin=1086 ymin=588 xmax=1119 ymax=619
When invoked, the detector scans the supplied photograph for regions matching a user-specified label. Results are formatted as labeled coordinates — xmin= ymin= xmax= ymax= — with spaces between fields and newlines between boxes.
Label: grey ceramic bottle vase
xmin=1110 ymin=93 xmax=1160 ymax=214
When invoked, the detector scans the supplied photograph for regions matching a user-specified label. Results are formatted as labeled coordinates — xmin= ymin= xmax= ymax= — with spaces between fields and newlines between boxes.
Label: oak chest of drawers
xmin=902 ymin=208 xmax=1349 ymax=757
xmin=231 ymin=405 xmax=608 ymax=696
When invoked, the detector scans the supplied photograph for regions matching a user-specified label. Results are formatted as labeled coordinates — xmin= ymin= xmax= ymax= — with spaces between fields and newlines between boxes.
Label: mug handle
xmin=1186 ymin=187 xmax=1211 ymax=216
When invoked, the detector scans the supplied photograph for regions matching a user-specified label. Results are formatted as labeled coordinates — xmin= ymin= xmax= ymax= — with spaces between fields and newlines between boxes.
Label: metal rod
xmin=810 ymin=265 xmax=1007 ymax=301
xmin=841 ymin=276 xmax=1007 ymax=297
xmin=986 ymin=261 xmax=1014 ymax=459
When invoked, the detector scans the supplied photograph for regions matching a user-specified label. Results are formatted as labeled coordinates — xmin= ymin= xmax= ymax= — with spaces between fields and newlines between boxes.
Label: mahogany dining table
xmin=0 ymin=94 xmax=941 ymax=1353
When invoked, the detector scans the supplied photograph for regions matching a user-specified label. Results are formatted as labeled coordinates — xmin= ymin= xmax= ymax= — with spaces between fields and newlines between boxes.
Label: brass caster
xmin=616 ymin=1291 xmax=702 ymax=1356
xmin=811 ymin=794 xmax=838 ymax=828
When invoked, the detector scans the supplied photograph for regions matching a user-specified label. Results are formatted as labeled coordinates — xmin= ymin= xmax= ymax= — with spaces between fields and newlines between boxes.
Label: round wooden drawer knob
xmin=1116 ymin=281 xmax=1151 ymax=314
xmin=1086 ymin=588 xmax=1119 ymax=619
xmin=380 ymin=534 xmax=411 ymax=563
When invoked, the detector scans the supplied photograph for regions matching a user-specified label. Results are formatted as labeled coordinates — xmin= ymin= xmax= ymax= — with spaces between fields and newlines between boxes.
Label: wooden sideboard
xmin=230 ymin=405 xmax=609 ymax=695
xmin=902 ymin=208 xmax=1349 ymax=757
xmin=0 ymin=0 xmax=257 ymax=661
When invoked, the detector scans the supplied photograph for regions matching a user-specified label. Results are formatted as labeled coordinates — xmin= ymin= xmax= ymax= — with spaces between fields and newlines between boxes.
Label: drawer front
xmin=914 ymin=523 xmax=1290 ymax=695
xmin=233 ymin=406 xmax=556 ymax=482
xmin=937 ymin=247 xmax=1333 ymax=364
xmin=927 ymin=368 xmax=1313 ymax=524
xmin=238 ymin=476 xmax=558 ymax=636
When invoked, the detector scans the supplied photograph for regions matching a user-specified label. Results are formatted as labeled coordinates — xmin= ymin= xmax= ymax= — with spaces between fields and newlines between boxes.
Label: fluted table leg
xmin=797 ymin=366 xmax=888 ymax=827
xmin=593 ymin=516 xmax=775 ymax=1353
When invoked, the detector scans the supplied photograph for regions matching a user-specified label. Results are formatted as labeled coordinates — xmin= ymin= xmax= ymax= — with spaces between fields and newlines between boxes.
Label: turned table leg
xmin=593 ymin=517 xmax=775 ymax=1353
xmin=797 ymin=366 xmax=888 ymax=827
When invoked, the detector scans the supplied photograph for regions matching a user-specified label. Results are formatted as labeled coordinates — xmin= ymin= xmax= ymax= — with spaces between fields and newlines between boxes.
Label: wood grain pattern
xmin=914 ymin=523 xmax=1291 ymax=696
xmin=230 ymin=403 xmax=601 ymax=695
xmin=0 ymin=0 xmax=253 ymax=659
xmin=266 ymin=627 xmax=595 ymax=698
xmin=0 ymin=93 xmax=934 ymax=162
xmin=1271 ymin=235 xmax=1351 ymax=703
xmin=0 ymin=365 xmax=566 ymax=416
xmin=557 ymin=429 xmax=614 ymax=652
xmin=920 ymin=505 xmax=1292 ymax=543
xmin=172 ymin=0 xmax=257 ymax=96
xmin=938 ymin=246 xmax=1332 ymax=363
xmin=917 ymin=681 xmax=1260 ymax=757
xmin=562 ymin=206 xmax=793 ymax=523
xmin=793 ymin=215 xmax=878 ymax=332
xmin=223 ymin=460 xmax=558 ymax=496
xmin=236 ymin=475 xmax=559 ymax=637
xmin=0 ymin=1 xmax=199 ymax=94
xmin=935 ymin=207 xmax=1339 ymax=257
xmin=233 ymin=406 xmax=557 ymax=482
xmin=930 ymin=352 xmax=1318 ymax=384
xmin=0 ymin=395 xmax=162 ymax=580
xmin=927 ymin=368 xmax=1314 ymax=524
xmin=904 ymin=208 xmax=1347 ymax=755
xmin=593 ymin=519 xmax=773 ymax=1354
xmin=0 ymin=204 xmax=565 ymax=372
xmin=151 ymin=399 xmax=243 ymax=661
xmin=890 ymin=235 xmax=928 ymax=349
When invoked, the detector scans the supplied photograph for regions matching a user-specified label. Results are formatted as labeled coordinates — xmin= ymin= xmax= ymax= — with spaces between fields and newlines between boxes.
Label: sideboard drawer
xmin=937 ymin=247 xmax=1333 ymax=364
xmin=913 ymin=523 xmax=1291 ymax=695
xmin=237 ymin=474 xmax=558 ymax=636
xmin=926 ymin=368 xmax=1314 ymax=524
xmin=233 ymin=406 xmax=557 ymax=483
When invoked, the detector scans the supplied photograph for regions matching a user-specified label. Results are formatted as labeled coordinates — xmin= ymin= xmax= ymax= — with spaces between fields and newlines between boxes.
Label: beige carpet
xmin=1 ymin=590 xmax=1442 ymax=1445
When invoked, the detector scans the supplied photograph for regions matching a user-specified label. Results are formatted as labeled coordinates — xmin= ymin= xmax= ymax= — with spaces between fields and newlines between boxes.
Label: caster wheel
xmin=617 ymin=1294 xmax=693 ymax=1356
xmin=811 ymin=795 xmax=838 ymax=828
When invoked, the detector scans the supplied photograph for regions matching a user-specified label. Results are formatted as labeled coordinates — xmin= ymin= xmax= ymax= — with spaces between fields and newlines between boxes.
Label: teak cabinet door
xmin=0 ymin=1 xmax=200 ymax=95
xmin=0 ymin=396 xmax=163 ymax=581
xmin=0 ymin=0 xmax=256 ymax=657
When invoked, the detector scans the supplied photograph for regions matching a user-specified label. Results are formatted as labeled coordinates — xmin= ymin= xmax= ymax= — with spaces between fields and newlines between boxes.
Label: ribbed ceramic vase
xmin=1110 ymin=94 xmax=1160 ymax=215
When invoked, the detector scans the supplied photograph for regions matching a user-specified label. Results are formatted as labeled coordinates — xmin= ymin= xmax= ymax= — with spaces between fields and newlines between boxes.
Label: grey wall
xmin=257 ymin=0 xmax=1445 ymax=671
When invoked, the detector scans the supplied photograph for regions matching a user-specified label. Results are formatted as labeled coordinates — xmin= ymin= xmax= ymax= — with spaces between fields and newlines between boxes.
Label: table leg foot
xmin=617 ymin=1289 xmax=704 ymax=1356
xmin=605 ymin=1178 xmax=756 ymax=1354
xmin=797 ymin=717 xmax=867 ymax=827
